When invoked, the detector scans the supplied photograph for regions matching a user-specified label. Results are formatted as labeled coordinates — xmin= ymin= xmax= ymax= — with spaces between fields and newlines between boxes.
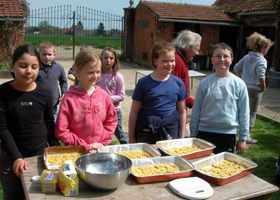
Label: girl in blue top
xmin=190 ymin=43 xmax=249 ymax=153
xmin=128 ymin=41 xmax=187 ymax=144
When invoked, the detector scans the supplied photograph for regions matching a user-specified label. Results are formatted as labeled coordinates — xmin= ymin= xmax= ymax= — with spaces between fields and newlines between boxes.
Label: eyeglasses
xmin=212 ymin=55 xmax=232 ymax=60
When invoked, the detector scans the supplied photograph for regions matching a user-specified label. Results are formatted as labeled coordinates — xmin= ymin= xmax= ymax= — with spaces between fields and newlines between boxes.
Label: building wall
xmin=133 ymin=4 xmax=158 ymax=66
xmin=132 ymin=4 xmax=221 ymax=66
xmin=123 ymin=8 xmax=135 ymax=61
xmin=200 ymin=25 xmax=220 ymax=55
xmin=0 ymin=21 xmax=24 ymax=62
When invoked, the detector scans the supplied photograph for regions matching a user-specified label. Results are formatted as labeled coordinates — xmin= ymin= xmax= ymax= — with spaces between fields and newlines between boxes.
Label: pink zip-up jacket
xmin=55 ymin=85 xmax=117 ymax=150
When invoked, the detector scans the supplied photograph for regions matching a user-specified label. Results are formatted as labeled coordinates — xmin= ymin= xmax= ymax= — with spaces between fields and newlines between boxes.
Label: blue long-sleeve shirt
xmin=36 ymin=61 xmax=68 ymax=107
xmin=190 ymin=73 xmax=249 ymax=140
xmin=233 ymin=51 xmax=267 ymax=90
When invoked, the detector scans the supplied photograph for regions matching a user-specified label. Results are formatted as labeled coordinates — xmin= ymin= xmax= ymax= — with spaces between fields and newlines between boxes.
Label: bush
xmin=0 ymin=62 xmax=9 ymax=70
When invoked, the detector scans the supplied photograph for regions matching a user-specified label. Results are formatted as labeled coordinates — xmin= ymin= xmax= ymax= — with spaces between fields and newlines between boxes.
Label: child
xmin=36 ymin=41 xmax=68 ymax=119
xmin=128 ymin=41 xmax=187 ymax=144
xmin=68 ymin=46 xmax=92 ymax=85
xmin=0 ymin=44 xmax=56 ymax=200
xmin=234 ymin=32 xmax=273 ymax=144
xmin=55 ymin=49 xmax=117 ymax=153
xmin=190 ymin=43 xmax=249 ymax=153
xmin=96 ymin=47 xmax=128 ymax=144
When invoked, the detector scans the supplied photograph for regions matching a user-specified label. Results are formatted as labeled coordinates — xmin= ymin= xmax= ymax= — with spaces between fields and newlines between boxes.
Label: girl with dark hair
xmin=0 ymin=44 xmax=56 ymax=200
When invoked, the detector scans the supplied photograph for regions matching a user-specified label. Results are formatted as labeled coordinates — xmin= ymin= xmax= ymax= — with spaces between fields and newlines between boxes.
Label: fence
xmin=25 ymin=5 xmax=123 ymax=60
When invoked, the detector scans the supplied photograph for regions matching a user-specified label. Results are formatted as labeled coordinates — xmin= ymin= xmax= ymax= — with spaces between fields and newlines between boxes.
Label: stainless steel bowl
xmin=75 ymin=152 xmax=132 ymax=190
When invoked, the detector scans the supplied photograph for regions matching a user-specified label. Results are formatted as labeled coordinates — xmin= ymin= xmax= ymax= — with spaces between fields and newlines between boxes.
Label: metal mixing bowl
xmin=75 ymin=152 xmax=132 ymax=190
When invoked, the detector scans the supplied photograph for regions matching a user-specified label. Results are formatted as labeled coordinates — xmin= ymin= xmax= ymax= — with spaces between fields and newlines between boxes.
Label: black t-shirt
xmin=0 ymin=81 xmax=54 ymax=161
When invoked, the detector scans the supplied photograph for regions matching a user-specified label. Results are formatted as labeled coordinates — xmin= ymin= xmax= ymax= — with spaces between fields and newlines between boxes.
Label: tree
xmin=38 ymin=21 xmax=56 ymax=32
xmin=96 ymin=23 xmax=106 ymax=36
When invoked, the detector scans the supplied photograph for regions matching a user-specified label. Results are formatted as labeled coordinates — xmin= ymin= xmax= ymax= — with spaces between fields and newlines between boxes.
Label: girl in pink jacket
xmin=55 ymin=49 xmax=117 ymax=153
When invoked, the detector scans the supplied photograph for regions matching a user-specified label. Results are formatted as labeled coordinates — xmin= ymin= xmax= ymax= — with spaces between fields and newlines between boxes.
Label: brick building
xmin=124 ymin=0 xmax=279 ymax=72
xmin=0 ymin=0 xmax=25 ymax=62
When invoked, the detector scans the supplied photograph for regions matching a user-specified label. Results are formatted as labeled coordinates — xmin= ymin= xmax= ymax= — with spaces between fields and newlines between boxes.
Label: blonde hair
xmin=74 ymin=49 xmax=101 ymax=70
xmin=246 ymin=32 xmax=273 ymax=52
xmin=152 ymin=41 xmax=175 ymax=68
xmin=39 ymin=41 xmax=56 ymax=52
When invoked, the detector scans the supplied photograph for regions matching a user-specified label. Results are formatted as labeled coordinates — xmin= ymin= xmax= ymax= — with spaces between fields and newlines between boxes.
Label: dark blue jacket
xmin=36 ymin=61 xmax=68 ymax=107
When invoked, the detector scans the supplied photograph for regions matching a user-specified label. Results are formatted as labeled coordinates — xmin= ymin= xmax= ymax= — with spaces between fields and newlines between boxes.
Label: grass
xmin=24 ymin=34 xmax=122 ymax=49
xmin=239 ymin=116 xmax=280 ymax=199
xmin=0 ymin=115 xmax=279 ymax=199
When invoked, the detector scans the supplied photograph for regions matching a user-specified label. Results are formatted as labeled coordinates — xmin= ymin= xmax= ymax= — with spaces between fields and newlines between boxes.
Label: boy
xmin=36 ymin=41 xmax=68 ymax=119
xmin=190 ymin=43 xmax=249 ymax=153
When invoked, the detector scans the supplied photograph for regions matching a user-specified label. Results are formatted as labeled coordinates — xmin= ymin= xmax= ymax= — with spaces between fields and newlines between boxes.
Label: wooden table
xmin=135 ymin=70 xmax=207 ymax=88
xmin=21 ymin=155 xmax=279 ymax=200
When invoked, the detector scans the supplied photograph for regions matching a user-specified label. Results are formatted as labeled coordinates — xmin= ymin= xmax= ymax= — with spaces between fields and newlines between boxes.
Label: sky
xmin=27 ymin=0 xmax=216 ymax=16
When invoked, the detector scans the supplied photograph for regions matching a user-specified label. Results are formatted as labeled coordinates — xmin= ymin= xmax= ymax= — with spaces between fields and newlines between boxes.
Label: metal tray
xmin=156 ymin=138 xmax=215 ymax=159
xmin=43 ymin=146 xmax=86 ymax=170
xmin=130 ymin=156 xmax=194 ymax=184
xmin=192 ymin=152 xmax=257 ymax=185
xmin=97 ymin=143 xmax=161 ymax=159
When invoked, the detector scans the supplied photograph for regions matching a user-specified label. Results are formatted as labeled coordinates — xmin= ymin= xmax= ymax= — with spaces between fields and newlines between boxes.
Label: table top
xmin=21 ymin=155 xmax=279 ymax=200
xmin=136 ymin=70 xmax=207 ymax=78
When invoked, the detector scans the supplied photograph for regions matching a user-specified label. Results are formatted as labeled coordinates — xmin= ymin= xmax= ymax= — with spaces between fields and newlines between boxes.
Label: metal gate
xmin=25 ymin=5 xmax=123 ymax=60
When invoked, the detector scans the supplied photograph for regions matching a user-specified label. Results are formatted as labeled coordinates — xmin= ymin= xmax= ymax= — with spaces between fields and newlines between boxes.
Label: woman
xmin=172 ymin=29 xmax=202 ymax=136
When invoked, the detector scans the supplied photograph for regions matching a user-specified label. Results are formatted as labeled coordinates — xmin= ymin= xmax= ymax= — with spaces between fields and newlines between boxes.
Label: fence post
xmin=72 ymin=11 xmax=76 ymax=60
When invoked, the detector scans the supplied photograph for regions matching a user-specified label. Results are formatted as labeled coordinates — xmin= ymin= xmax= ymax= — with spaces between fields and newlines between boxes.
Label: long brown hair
xmin=100 ymin=47 xmax=120 ymax=74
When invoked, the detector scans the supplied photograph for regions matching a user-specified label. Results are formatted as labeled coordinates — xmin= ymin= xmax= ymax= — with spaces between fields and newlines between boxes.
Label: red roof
xmin=0 ymin=0 xmax=25 ymax=17
xmin=140 ymin=1 xmax=236 ymax=22
xmin=213 ymin=0 xmax=277 ymax=13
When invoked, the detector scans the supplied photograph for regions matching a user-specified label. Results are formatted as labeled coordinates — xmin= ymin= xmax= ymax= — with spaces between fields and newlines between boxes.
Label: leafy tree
xmin=38 ymin=20 xmax=56 ymax=32
xmin=77 ymin=20 xmax=83 ymax=28
xmin=96 ymin=23 xmax=106 ymax=36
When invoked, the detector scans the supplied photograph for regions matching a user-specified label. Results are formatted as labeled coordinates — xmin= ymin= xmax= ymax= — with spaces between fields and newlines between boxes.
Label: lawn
xmin=0 ymin=115 xmax=279 ymax=199
xmin=24 ymin=34 xmax=122 ymax=49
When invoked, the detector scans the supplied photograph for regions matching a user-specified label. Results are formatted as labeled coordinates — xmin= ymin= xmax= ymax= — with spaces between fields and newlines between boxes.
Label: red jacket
xmin=172 ymin=51 xmax=194 ymax=108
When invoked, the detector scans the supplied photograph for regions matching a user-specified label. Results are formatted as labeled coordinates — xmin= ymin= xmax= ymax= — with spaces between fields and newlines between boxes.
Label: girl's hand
xmin=89 ymin=142 xmax=103 ymax=153
xmin=259 ymin=78 xmax=266 ymax=92
xmin=13 ymin=158 xmax=28 ymax=177
xmin=236 ymin=140 xmax=247 ymax=153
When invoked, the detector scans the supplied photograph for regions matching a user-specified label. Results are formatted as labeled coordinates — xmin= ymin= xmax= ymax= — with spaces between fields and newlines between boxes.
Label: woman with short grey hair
xmin=172 ymin=29 xmax=202 ymax=137
xmin=173 ymin=30 xmax=202 ymax=51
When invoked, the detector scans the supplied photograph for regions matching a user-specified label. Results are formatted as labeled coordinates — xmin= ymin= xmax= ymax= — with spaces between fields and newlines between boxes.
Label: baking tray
xmin=130 ymin=156 xmax=194 ymax=184
xmin=156 ymin=138 xmax=215 ymax=159
xmin=192 ymin=152 xmax=257 ymax=185
xmin=98 ymin=143 xmax=161 ymax=159
xmin=43 ymin=146 xmax=86 ymax=170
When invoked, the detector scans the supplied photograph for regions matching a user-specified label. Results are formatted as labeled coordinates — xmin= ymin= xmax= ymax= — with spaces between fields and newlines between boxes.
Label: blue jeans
xmin=115 ymin=109 xmax=128 ymax=144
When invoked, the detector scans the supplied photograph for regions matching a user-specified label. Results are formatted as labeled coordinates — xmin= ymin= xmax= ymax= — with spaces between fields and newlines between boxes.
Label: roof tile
xmin=140 ymin=1 xmax=236 ymax=22
xmin=0 ymin=0 xmax=25 ymax=17
xmin=213 ymin=0 xmax=277 ymax=13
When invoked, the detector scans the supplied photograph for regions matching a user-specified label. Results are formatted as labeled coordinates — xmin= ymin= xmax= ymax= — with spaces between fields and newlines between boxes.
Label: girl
xmin=0 ymin=44 xmax=56 ymax=200
xmin=234 ymin=32 xmax=273 ymax=144
xmin=128 ymin=41 xmax=187 ymax=144
xmin=190 ymin=43 xmax=249 ymax=153
xmin=97 ymin=47 xmax=128 ymax=144
xmin=55 ymin=49 xmax=117 ymax=153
